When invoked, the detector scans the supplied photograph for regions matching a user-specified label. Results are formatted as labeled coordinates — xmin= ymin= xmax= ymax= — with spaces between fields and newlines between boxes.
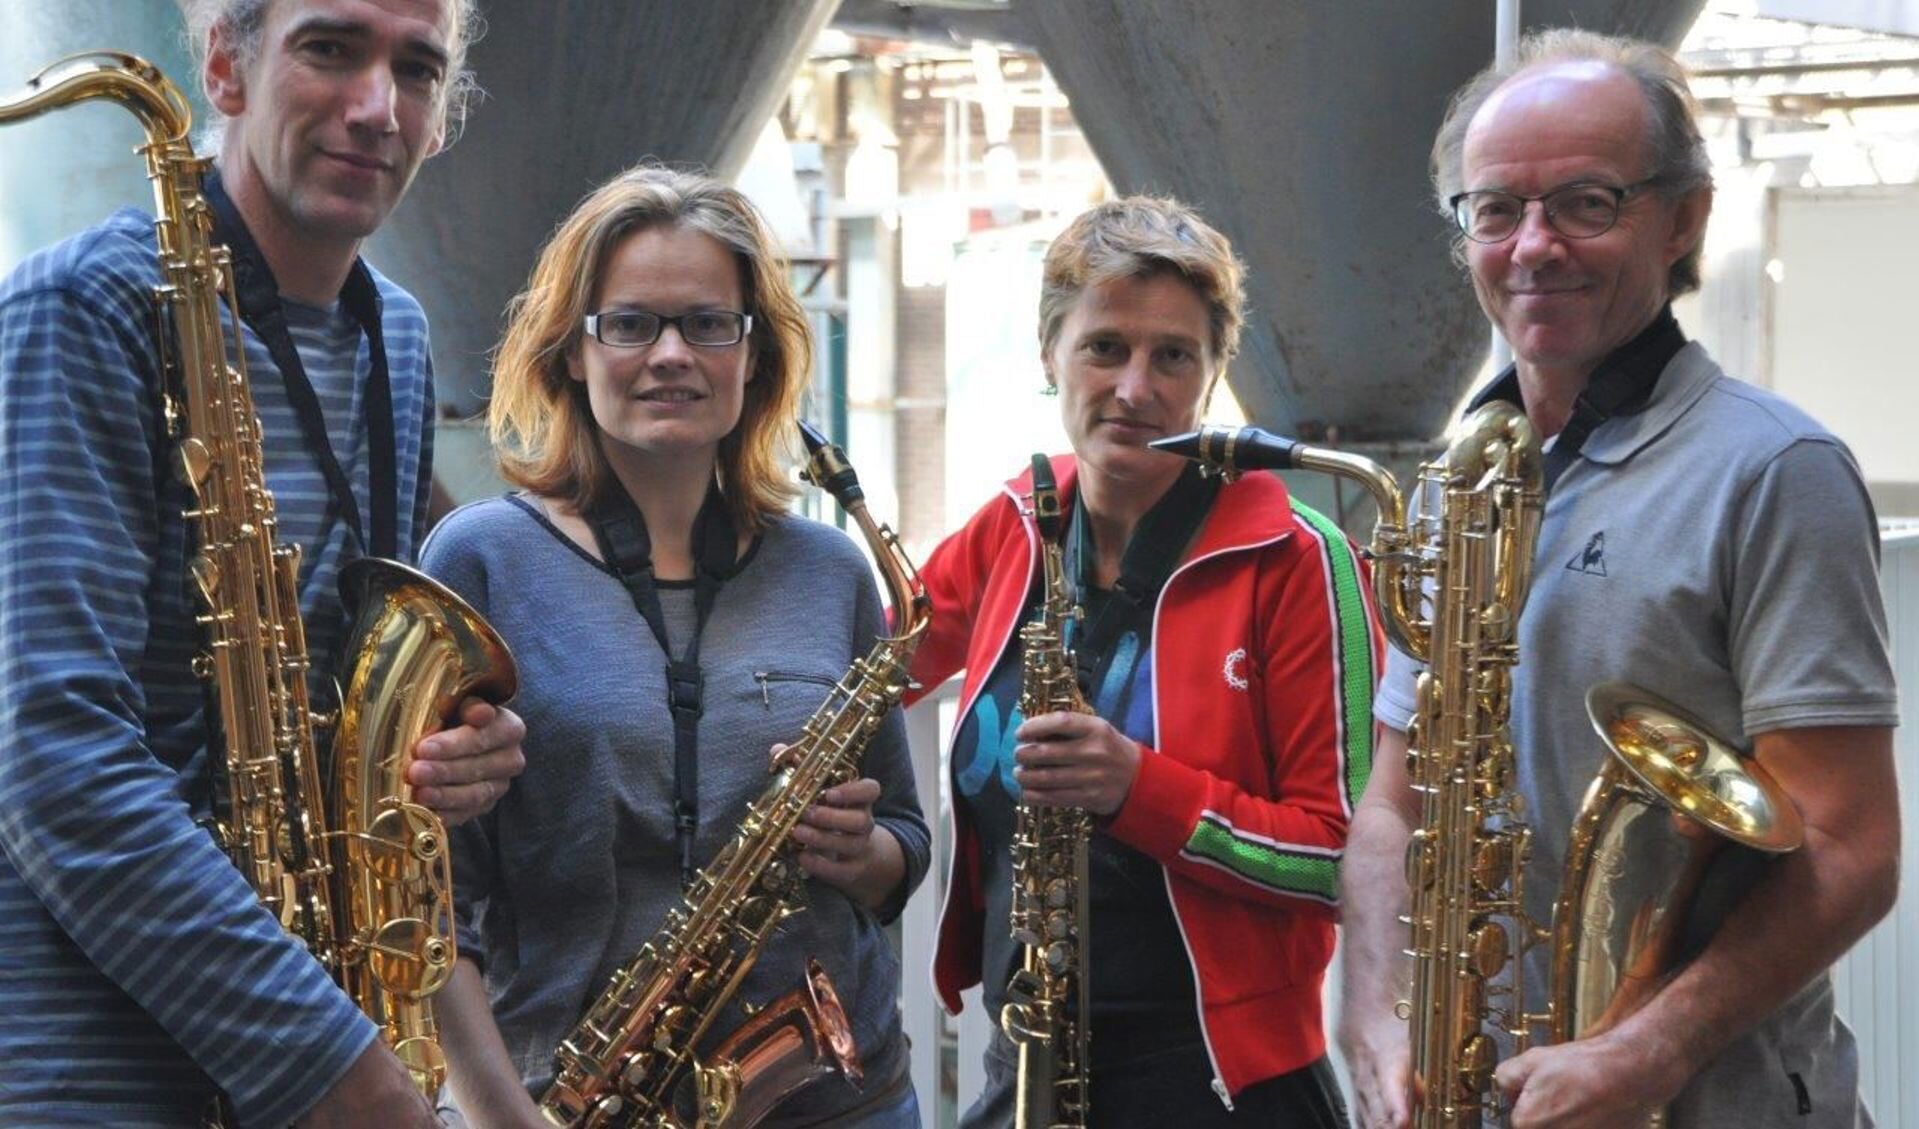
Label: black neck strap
xmin=1473 ymin=305 xmax=1686 ymax=491
xmin=587 ymin=480 xmax=741 ymax=887
xmin=204 ymin=169 xmax=398 ymax=560
xmin=1064 ymin=462 xmax=1218 ymax=688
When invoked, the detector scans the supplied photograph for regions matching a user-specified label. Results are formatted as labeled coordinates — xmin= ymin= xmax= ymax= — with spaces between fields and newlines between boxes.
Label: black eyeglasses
xmin=1448 ymin=178 xmax=1660 ymax=244
xmin=583 ymin=309 xmax=753 ymax=348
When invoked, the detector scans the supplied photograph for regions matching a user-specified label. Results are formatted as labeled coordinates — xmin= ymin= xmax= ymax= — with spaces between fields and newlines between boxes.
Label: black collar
xmin=1469 ymin=305 xmax=1686 ymax=488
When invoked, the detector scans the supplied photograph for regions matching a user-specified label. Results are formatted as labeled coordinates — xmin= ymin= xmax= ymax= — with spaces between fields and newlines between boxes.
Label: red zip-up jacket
xmin=907 ymin=455 xmax=1381 ymax=1102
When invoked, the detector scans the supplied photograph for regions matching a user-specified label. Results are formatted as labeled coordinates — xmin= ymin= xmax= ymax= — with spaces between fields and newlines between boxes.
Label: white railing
xmin=1833 ymin=526 xmax=1919 ymax=1129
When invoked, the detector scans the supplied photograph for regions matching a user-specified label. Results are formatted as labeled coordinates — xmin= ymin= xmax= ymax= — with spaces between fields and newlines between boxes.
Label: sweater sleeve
xmin=1107 ymin=510 xmax=1381 ymax=915
xmin=904 ymin=491 xmax=1007 ymax=706
xmin=850 ymin=556 xmax=932 ymax=924
xmin=0 ymin=279 xmax=375 ymax=1126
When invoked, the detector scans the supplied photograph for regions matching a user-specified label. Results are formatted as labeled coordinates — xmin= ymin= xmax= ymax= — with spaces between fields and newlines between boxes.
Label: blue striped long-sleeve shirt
xmin=0 ymin=206 xmax=436 ymax=1127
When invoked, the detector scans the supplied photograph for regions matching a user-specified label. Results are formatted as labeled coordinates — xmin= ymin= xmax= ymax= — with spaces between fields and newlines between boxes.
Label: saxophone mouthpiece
xmin=1149 ymin=425 xmax=1305 ymax=479
xmin=1029 ymin=455 xmax=1066 ymax=543
xmin=798 ymin=420 xmax=863 ymax=506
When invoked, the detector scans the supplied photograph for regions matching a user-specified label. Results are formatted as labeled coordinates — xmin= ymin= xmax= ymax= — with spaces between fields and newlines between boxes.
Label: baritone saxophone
xmin=1001 ymin=454 xmax=1094 ymax=1129
xmin=0 ymin=52 xmax=518 ymax=1108
xmin=1154 ymin=407 xmax=1542 ymax=1129
xmin=1156 ymin=413 xmax=1803 ymax=1129
xmin=539 ymin=421 xmax=930 ymax=1129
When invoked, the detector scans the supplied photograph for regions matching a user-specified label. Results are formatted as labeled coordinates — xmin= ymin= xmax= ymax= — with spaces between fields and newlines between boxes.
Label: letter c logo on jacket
xmin=1223 ymin=647 xmax=1249 ymax=692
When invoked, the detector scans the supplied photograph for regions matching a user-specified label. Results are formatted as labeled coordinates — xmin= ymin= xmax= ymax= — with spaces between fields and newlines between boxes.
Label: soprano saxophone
xmin=1154 ymin=406 xmax=1543 ymax=1128
xmin=539 ymin=421 xmax=931 ymax=1129
xmin=1001 ymin=455 xmax=1094 ymax=1129
xmin=0 ymin=53 xmax=517 ymax=1108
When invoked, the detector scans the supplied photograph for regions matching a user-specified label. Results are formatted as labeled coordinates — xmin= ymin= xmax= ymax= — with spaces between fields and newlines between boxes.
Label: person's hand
xmin=409 ymin=698 xmax=527 ymax=825
xmin=1340 ymin=1012 xmax=1415 ymax=1129
xmin=296 ymin=1040 xmax=439 ymax=1128
xmin=1495 ymin=1028 xmax=1687 ymax=1129
xmin=1012 ymin=711 xmax=1140 ymax=816
xmin=791 ymin=775 xmax=885 ymax=889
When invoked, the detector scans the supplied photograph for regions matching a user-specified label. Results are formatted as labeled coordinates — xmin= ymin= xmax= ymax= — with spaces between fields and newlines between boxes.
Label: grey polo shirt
xmin=1377 ymin=342 xmax=1897 ymax=1128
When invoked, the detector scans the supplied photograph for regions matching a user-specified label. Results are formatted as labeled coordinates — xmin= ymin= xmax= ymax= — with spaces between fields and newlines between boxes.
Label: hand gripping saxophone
xmin=0 ymin=54 xmax=518 ymax=1111
xmin=1000 ymin=455 xmax=1094 ymax=1129
xmin=539 ymin=421 xmax=932 ymax=1129
xmin=1153 ymin=406 xmax=1543 ymax=1128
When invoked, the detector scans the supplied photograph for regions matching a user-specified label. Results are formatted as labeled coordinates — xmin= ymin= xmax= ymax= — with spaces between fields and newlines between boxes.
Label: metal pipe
xmin=1492 ymin=0 xmax=1522 ymax=372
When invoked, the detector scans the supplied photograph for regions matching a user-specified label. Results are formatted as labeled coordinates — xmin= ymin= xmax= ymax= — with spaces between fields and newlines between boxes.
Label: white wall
xmin=1766 ymin=185 xmax=1919 ymax=513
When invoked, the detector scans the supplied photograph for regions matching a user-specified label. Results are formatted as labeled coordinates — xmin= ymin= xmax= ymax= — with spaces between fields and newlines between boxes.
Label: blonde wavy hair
xmin=487 ymin=163 xmax=811 ymax=529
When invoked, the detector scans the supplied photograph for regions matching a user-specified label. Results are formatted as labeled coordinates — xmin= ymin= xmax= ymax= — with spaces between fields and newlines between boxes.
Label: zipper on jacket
xmin=752 ymin=670 xmax=839 ymax=708
xmin=1153 ymin=527 xmax=1293 ymax=1112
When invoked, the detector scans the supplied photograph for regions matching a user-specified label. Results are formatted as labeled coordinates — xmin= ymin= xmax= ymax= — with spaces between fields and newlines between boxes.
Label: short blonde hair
xmin=488 ymin=163 xmax=812 ymax=529
xmin=1038 ymin=196 xmax=1246 ymax=377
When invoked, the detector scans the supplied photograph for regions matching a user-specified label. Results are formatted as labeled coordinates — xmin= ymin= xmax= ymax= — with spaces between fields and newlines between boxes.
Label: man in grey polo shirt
xmin=1337 ymin=29 xmax=1900 ymax=1129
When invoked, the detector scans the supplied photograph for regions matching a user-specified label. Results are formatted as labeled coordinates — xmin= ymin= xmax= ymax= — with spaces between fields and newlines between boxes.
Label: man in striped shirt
xmin=0 ymin=1 xmax=525 ymax=1125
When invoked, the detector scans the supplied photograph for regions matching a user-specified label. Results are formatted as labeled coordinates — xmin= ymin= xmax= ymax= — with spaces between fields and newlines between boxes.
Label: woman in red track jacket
xmin=908 ymin=198 xmax=1381 ymax=1127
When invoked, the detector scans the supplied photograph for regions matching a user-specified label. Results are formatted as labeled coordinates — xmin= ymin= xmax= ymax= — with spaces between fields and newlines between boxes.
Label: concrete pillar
xmin=0 ymin=1 xmax=198 ymax=269
xmin=365 ymin=0 xmax=842 ymax=413
xmin=1025 ymin=0 xmax=1705 ymax=443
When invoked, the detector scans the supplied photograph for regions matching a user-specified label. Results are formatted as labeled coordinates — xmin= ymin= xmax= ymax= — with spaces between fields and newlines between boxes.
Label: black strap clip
xmin=667 ymin=662 xmax=704 ymax=721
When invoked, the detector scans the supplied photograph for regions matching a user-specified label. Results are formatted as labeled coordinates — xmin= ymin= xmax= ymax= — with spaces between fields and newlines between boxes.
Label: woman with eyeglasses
xmin=907 ymin=197 xmax=1376 ymax=1127
xmin=422 ymin=163 xmax=927 ymax=1128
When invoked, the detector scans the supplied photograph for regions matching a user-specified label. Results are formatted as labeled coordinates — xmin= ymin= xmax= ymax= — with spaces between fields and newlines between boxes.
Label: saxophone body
xmin=539 ymin=422 xmax=930 ymax=1129
xmin=1152 ymin=406 xmax=1544 ymax=1129
xmin=0 ymin=53 xmax=516 ymax=1106
xmin=1000 ymin=455 xmax=1094 ymax=1129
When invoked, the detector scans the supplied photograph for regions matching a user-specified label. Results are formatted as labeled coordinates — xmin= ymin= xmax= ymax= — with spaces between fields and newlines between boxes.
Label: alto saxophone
xmin=1001 ymin=455 xmax=1094 ymax=1129
xmin=1154 ymin=406 xmax=1544 ymax=1129
xmin=539 ymin=421 xmax=932 ymax=1129
xmin=0 ymin=53 xmax=517 ymax=1107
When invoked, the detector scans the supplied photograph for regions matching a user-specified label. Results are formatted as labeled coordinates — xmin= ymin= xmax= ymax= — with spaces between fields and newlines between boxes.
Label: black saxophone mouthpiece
xmin=1150 ymin=425 xmax=1305 ymax=478
xmin=798 ymin=420 xmax=864 ymax=505
xmin=1029 ymin=454 xmax=1064 ymax=543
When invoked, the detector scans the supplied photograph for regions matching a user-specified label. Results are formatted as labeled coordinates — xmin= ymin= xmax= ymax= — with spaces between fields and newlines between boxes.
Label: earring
xmin=1040 ymin=382 xmax=1058 ymax=397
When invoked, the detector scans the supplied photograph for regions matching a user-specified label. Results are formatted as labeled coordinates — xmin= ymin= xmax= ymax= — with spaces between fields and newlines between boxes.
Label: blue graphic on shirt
xmin=956 ymin=693 xmax=1024 ymax=798
xmin=952 ymin=626 xmax=1154 ymax=804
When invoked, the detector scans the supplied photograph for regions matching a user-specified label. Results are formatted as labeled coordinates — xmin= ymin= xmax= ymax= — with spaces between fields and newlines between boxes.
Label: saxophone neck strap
xmin=587 ymin=479 xmax=742 ymax=887
xmin=202 ymin=168 xmax=399 ymax=561
xmin=1064 ymin=461 xmax=1217 ymax=690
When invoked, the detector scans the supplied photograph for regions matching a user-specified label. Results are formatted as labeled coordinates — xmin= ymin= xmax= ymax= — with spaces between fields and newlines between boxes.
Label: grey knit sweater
xmin=422 ymin=494 xmax=929 ymax=1125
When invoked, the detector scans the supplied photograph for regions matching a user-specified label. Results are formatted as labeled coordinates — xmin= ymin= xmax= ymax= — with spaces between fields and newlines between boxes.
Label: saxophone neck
xmin=0 ymin=52 xmax=193 ymax=142
xmin=798 ymin=422 xmax=931 ymax=643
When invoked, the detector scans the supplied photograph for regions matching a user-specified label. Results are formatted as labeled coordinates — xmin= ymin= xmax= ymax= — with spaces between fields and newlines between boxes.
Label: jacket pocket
xmin=750 ymin=669 xmax=840 ymax=709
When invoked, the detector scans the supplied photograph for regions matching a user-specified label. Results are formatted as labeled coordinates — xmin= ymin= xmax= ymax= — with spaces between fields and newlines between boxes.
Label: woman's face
xmin=570 ymin=223 xmax=754 ymax=470
xmin=1046 ymin=270 xmax=1215 ymax=494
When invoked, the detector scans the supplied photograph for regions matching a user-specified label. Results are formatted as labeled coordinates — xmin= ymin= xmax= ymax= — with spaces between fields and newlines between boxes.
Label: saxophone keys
xmin=176 ymin=437 xmax=213 ymax=489
xmin=392 ymin=1035 xmax=447 ymax=1097
xmin=1464 ymin=921 xmax=1509 ymax=979
xmin=1042 ymin=877 xmax=1073 ymax=909
xmin=1470 ymin=834 xmax=1511 ymax=893
xmin=1456 ymin=1032 xmax=1498 ymax=1101
xmin=1404 ymin=829 xmax=1435 ymax=890
xmin=367 ymin=917 xmax=453 ymax=996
